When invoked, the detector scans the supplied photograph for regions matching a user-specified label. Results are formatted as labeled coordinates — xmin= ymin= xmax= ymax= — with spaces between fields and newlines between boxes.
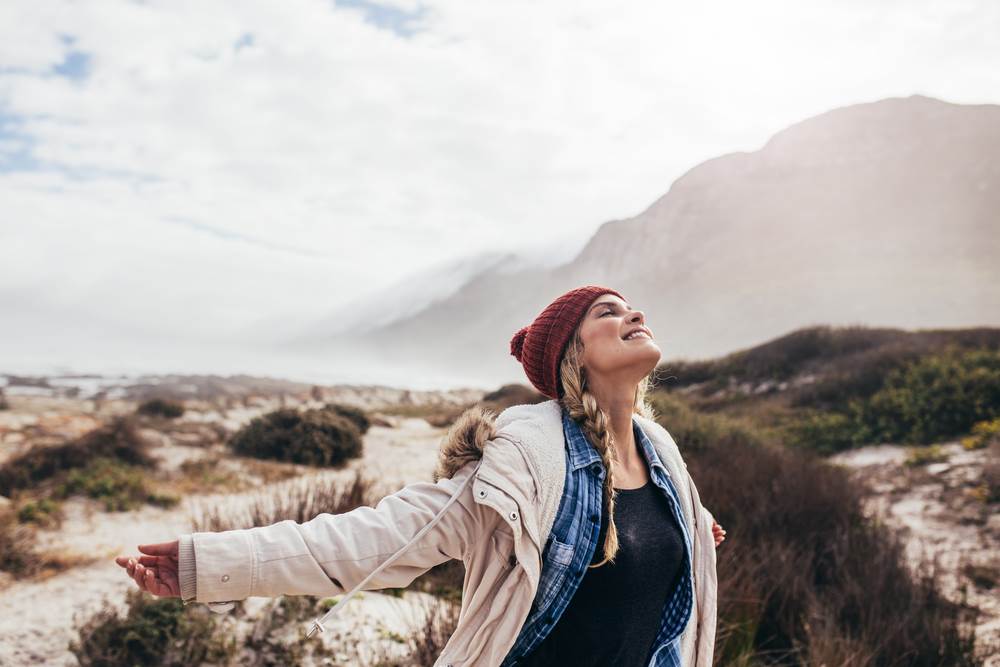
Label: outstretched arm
xmin=114 ymin=461 xmax=487 ymax=604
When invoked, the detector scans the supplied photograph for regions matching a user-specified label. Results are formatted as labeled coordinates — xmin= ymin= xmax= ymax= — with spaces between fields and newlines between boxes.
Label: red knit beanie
xmin=509 ymin=285 xmax=627 ymax=400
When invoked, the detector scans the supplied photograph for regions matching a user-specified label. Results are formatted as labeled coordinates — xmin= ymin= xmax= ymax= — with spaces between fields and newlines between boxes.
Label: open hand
xmin=115 ymin=540 xmax=181 ymax=598
xmin=712 ymin=520 xmax=727 ymax=547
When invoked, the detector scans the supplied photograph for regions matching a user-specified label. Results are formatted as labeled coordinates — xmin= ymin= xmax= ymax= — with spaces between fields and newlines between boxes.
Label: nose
xmin=628 ymin=309 xmax=645 ymax=325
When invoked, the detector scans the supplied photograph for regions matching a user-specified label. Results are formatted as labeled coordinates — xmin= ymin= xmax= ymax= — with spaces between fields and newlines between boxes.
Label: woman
xmin=116 ymin=284 xmax=725 ymax=666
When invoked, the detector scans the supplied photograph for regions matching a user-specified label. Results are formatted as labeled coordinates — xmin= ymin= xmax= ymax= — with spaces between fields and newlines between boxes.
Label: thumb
xmin=137 ymin=540 xmax=178 ymax=556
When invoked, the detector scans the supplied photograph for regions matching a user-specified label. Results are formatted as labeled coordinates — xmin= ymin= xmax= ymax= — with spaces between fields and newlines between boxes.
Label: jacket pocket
xmin=491 ymin=525 xmax=516 ymax=568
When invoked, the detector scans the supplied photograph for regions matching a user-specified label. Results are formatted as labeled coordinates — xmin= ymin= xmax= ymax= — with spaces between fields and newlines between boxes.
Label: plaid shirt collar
xmin=563 ymin=407 xmax=671 ymax=480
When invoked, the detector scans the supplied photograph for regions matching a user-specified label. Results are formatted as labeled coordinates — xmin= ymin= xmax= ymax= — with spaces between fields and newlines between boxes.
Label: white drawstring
xmin=306 ymin=459 xmax=484 ymax=638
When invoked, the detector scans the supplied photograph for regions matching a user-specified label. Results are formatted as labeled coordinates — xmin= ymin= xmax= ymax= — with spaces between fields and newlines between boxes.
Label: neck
xmin=588 ymin=383 xmax=642 ymax=471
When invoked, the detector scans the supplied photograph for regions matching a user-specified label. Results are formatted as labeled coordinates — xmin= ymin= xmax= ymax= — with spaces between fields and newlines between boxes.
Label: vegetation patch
xmin=981 ymin=440 xmax=1000 ymax=504
xmin=904 ymin=444 xmax=948 ymax=467
xmin=0 ymin=509 xmax=92 ymax=579
xmin=229 ymin=407 xmax=363 ymax=467
xmin=672 ymin=402 xmax=980 ymax=666
xmin=56 ymin=457 xmax=178 ymax=512
xmin=16 ymin=497 xmax=63 ymax=528
xmin=69 ymin=590 xmax=234 ymax=666
xmin=191 ymin=468 xmax=378 ymax=532
xmin=962 ymin=417 xmax=1000 ymax=451
xmin=0 ymin=416 xmax=155 ymax=496
xmin=776 ymin=346 xmax=1000 ymax=453
xmin=323 ymin=402 xmax=372 ymax=434
xmin=136 ymin=398 xmax=186 ymax=419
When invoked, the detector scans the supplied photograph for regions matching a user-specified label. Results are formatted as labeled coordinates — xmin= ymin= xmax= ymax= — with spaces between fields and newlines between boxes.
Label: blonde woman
xmin=116 ymin=284 xmax=725 ymax=666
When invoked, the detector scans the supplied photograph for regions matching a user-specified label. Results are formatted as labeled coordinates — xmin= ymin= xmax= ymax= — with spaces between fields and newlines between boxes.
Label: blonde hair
xmin=557 ymin=325 xmax=657 ymax=568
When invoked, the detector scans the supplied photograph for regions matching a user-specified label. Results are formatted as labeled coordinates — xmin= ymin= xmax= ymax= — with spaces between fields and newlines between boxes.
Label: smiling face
xmin=577 ymin=293 xmax=661 ymax=386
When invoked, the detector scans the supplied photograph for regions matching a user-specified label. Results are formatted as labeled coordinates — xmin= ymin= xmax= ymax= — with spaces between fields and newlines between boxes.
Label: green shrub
xmin=69 ymin=590 xmax=233 ymax=666
xmin=780 ymin=347 xmax=1000 ymax=453
xmin=323 ymin=402 xmax=371 ymax=434
xmin=646 ymin=391 xmax=766 ymax=454
xmin=962 ymin=417 xmax=1000 ymax=451
xmin=0 ymin=417 xmax=155 ymax=496
xmin=904 ymin=444 xmax=948 ymax=467
xmin=17 ymin=498 xmax=62 ymax=527
xmin=0 ymin=389 xmax=8 ymax=411
xmin=853 ymin=346 xmax=1000 ymax=445
xmin=781 ymin=409 xmax=862 ymax=455
xmin=136 ymin=398 xmax=185 ymax=419
xmin=57 ymin=458 xmax=178 ymax=512
xmin=229 ymin=407 xmax=363 ymax=467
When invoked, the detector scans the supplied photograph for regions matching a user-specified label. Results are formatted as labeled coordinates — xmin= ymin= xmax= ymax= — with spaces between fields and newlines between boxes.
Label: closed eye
xmin=600 ymin=310 xmax=614 ymax=317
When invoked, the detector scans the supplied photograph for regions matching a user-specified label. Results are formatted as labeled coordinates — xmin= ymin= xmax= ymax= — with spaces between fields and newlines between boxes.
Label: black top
xmin=516 ymin=479 xmax=687 ymax=666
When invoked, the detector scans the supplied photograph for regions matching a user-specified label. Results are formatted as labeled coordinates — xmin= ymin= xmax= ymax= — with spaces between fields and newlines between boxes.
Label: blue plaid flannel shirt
xmin=500 ymin=406 xmax=694 ymax=667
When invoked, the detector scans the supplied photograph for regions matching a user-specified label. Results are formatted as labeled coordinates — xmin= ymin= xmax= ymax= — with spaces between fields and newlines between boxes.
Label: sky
xmin=1 ymin=0 xmax=998 ymax=380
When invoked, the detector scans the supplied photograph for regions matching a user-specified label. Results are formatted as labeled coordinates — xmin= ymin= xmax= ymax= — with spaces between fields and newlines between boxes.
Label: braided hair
xmin=557 ymin=326 xmax=657 ymax=568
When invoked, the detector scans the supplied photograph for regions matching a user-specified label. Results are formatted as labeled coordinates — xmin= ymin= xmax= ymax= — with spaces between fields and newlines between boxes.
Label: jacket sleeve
xmin=183 ymin=461 xmax=486 ymax=605
xmin=701 ymin=505 xmax=716 ymax=529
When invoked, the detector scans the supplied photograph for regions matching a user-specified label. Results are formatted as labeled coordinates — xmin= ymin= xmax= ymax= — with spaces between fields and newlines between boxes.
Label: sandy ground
xmin=829 ymin=441 xmax=1000 ymax=666
xmin=0 ymin=399 xmax=451 ymax=666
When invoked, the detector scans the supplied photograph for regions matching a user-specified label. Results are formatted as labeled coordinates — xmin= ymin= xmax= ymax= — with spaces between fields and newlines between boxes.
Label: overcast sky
xmin=2 ymin=0 xmax=998 ymax=376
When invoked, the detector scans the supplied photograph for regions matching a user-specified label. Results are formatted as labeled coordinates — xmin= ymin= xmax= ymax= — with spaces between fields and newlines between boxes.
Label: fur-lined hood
xmin=432 ymin=405 xmax=503 ymax=483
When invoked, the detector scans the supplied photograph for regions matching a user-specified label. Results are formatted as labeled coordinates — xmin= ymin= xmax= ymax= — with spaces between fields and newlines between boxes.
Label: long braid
xmin=562 ymin=374 xmax=620 ymax=567
xmin=557 ymin=328 xmax=657 ymax=569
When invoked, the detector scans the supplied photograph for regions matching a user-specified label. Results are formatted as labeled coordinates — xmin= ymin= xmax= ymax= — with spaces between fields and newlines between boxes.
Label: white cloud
xmin=1 ymin=0 xmax=998 ymax=374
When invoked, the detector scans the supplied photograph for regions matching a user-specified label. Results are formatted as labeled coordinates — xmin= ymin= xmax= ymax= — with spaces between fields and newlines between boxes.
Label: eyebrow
xmin=589 ymin=300 xmax=631 ymax=314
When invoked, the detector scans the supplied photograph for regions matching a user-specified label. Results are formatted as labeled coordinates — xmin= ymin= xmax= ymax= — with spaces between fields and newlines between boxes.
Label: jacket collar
xmin=434 ymin=398 xmax=670 ymax=482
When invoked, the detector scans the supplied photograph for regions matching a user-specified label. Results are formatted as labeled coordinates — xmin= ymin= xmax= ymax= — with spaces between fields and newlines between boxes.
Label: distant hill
xmin=291 ymin=95 xmax=1000 ymax=389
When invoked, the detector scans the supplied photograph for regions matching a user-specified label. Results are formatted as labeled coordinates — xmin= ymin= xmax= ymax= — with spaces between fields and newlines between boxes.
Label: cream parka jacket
xmin=177 ymin=399 xmax=718 ymax=667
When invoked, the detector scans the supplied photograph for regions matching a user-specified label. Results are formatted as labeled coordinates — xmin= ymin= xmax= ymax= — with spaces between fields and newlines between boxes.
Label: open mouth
xmin=622 ymin=330 xmax=652 ymax=341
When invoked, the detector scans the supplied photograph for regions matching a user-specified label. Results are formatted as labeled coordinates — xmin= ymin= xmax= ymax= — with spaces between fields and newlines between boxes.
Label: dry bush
xmin=228 ymin=407 xmax=363 ymax=467
xmin=480 ymin=384 xmax=546 ymax=412
xmin=676 ymin=402 xmax=980 ymax=666
xmin=0 ymin=416 xmax=155 ymax=496
xmin=136 ymin=398 xmax=185 ymax=419
xmin=0 ymin=509 xmax=94 ymax=579
xmin=69 ymin=589 xmax=234 ymax=666
xmin=367 ymin=594 xmax=461 ymax=667
xmin=0 ymin=509 xmax=42 ymax=577
xmin=323 ymin=402 xmax=372 ymax=434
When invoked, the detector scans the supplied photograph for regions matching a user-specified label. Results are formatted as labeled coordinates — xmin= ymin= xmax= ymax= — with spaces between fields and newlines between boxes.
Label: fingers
xmin=117 ymin=554 xmax=179 ymax=596
xmin=130 ymin=561 xmax=152 ymax=593
xmin=137 ymin=541 xmax=178 ymax=557
xmin=115 ymin=555 xmax=160 ymax=568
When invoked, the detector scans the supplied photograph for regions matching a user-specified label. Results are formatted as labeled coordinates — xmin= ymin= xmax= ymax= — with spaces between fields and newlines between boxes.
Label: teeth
xmin=624 ymin=331 xmax=649 ymax=340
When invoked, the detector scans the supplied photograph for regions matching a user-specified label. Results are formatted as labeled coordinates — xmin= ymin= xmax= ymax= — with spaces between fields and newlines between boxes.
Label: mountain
xmin=290 ymin=95 xmax=1000 ymax=389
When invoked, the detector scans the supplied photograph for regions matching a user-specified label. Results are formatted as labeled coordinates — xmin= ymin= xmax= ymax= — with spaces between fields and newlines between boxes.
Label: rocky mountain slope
xmin=296 ymin=95 xmax=1000 ymax=389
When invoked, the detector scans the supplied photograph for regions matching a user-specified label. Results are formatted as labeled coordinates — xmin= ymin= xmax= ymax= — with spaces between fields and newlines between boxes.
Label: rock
xmin=927 ymin=462 xmax=952 ymax=475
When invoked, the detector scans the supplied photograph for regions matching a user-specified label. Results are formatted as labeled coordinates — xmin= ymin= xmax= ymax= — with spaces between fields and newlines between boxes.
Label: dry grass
xmin=190 ymin=468 xmax=379 ymax=532
xmin=674 ymin=399 xmax=981 ymax=666
xmin=368 ymin=594 xmax=461 ymax=666
xmin=0 ymin=509 xmax=96 ymax=582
